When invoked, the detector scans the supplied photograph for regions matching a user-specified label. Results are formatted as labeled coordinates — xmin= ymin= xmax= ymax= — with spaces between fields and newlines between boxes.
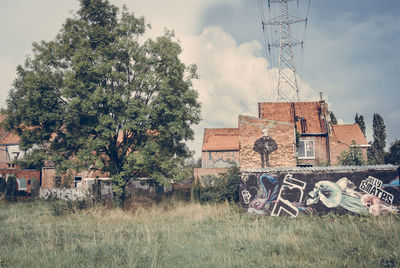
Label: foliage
xmin=30 ymin=178 xmax=40 ymax=198
xmin=0 ymin=177 xmax=6 ymax=195
xmin=295 ymin=131 xmax=301 ymax=148
xmin=338 ymin=141 xmax=365 ymax=166
xmin=330 ymin=111 xmax=338 ymax=125
xmin=368 ymin=113 xmax=386 ymax=164
xmin=191 ymin=166 xmax=240 ymax=203
xmin=5 ymin=175 xmax=18 ymax=202
xmin=355 ymin=113 xmax=366 ymax=137
xmin=3 ymin=0 xmax=201 ymax=204
xmin=385 ymin=139 xmax=400 ymax=165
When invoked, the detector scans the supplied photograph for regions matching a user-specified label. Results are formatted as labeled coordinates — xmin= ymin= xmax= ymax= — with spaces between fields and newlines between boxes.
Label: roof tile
xmin=202 ymin=128 xmax=239 ymax=151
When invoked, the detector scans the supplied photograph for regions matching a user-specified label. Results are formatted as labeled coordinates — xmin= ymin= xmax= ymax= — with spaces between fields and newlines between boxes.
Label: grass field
xmin=0 ymin=200 xmax=399 ymax=267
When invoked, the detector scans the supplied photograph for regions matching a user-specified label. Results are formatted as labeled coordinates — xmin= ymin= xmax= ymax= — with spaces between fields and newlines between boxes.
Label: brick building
xmin=195 ymin=99 xmax=369 ymax=182
xmin=0 ymin=114 xmax=40 ymax=191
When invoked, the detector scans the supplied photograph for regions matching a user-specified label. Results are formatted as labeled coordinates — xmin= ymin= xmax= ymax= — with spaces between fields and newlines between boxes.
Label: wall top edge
xmin=241 ymin=165 xmax=399 ymax=173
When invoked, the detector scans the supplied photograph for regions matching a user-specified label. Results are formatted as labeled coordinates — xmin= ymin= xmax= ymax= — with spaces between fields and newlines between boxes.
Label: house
xmin=195 ymin=97 xmax=369 ymax=182
xmin=0 ymin=115 xmax=40 ymax=194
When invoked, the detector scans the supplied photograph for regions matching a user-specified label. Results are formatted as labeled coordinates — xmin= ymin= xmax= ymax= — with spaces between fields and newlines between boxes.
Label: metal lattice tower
xmin=260 ymin=0 xmax=309 ymax=102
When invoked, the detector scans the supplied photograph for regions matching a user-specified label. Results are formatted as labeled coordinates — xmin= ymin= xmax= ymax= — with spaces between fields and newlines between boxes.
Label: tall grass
xmin=0 ymin=200 xmax=399 ymax=267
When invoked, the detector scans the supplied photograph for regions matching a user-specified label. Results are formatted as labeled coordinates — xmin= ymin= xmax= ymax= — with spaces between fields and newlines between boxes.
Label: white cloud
xmin=180 ymin=27 xmax=317 ymax=157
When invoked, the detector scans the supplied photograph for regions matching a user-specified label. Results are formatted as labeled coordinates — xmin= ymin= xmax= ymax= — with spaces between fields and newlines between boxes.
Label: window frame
xmin=297 ymin=140 xmax=315 ymax=159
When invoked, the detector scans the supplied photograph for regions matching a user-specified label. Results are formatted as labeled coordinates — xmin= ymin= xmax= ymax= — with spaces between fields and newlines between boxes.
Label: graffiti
xmin=359 ymin=177 xmax=394 ymax=204
xmin=40 ymin=188 xmax=90 ymax=201
xmin=253 ymin=128 xmax=277 ymax=168
xmin=272 ymin=174 xmax=307 ymax=217
xmin=210 ymin=151 xmax=238 ymax=163
xmin=240 ymin=168 xmax=400 ymax=217
xmin=242 ymin=190 xmax=252 ymax=204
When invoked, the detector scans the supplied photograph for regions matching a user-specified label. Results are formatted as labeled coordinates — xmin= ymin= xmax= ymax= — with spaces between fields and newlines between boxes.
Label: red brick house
xmin=0 ymin=115 xmax=40 ymax=192
xmin=195 ymin=99 xmax=369 ymax=181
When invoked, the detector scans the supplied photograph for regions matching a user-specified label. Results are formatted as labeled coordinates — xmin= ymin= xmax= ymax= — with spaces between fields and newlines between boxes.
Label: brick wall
xmin=239 ymin=115 xmax=296 ymax=169
xmin=329 ymin=137 xmax=368 ymax=165
xmin=0 ymin=168 xmax=40 ymax=189
xmin=297 ymin=136 xmax=329 ymax=166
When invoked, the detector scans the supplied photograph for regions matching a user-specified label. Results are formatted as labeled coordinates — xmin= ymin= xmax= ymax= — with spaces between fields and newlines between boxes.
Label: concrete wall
xmin=239 ymin=115 xmax=296 ymax=169
xmin=239 ymin=166 xmax=399 ymax=217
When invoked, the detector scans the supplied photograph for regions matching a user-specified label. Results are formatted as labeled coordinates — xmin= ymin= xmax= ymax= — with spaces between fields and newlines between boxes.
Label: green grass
xmin=0 ymin=200 xmax=399 ymax=267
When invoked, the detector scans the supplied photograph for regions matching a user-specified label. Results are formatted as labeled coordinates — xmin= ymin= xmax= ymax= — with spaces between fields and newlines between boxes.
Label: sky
xmin=1 ymin=0 xmax=399 ymax=159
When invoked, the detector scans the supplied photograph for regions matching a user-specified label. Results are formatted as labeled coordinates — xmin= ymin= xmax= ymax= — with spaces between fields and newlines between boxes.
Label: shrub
xmin=0 ymin=177 xmax=6 ymax=194
xmin=192 ymin=166 xmax=240 ymax=204
xmin=5 ymin=175 xmax=18 ymax=202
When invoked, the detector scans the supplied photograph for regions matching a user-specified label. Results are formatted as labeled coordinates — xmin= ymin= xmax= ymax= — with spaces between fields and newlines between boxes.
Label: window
xmin=298 ymin=140 xmax=315 ymax=159
xmin=54 ymin=176 xmax=62 ymax=188
xmin=74 ymin=177 xmax=82 ymax=189
xmin=17 ymin=178 xmax=27 ymax=190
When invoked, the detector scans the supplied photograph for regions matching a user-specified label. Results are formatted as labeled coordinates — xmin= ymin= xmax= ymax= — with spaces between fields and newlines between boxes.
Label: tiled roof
xmin=0 ymin=131 xmax=20 ymax=145
xmin=0 ymin=114 xmax=20 ymax=145
xmin=258 ymin=101 xmax=327 ymax=133
xmin=0 ymin=114 xmax=8 ymax=141
xmin=202 ymin=128 xmax=239 ymax=151
xmin=331 ymin=124 xmax=368 ymax=146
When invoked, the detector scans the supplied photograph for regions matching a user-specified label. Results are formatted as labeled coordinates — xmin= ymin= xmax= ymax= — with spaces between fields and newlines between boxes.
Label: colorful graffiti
xmin=240 ymin=169 xmax=400 ymax=217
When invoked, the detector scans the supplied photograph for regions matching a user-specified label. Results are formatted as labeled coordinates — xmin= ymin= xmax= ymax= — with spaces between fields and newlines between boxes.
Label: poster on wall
xmin=240 ymin=167 xmax=400 ymax=217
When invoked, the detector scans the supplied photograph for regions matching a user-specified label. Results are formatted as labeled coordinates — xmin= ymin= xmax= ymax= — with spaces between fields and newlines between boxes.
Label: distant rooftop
xmin=202 ymin=128 xmax=239 ymax=151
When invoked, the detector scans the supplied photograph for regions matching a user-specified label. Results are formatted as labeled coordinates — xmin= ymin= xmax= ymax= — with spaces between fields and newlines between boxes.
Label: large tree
xmin=2 ymin=0 xmax=201 ymax=200
xmin=354 ymin=113 xmax=366 ymax=137
xmin=367 ymin=113 xmax=386 ymax=164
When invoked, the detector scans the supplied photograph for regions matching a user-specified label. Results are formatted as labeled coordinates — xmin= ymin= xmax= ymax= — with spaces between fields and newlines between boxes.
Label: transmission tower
xmin=259 ymin=0 xmax=310 ymax=102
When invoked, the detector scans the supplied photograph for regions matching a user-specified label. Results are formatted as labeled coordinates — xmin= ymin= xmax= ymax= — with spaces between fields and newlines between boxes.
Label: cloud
xmin=180 ymin=27 xmax=317 ymax=157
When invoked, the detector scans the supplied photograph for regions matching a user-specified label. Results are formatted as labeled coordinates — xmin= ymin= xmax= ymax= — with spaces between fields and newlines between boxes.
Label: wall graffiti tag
xmin=240 ymin=167 xmax=400 ymax=217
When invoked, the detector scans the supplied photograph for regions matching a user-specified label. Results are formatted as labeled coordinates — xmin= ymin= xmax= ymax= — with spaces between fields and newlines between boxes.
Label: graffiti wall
xmin=240 ymin=166 xmax=400 ymax=217
xmin=202 ymin=151 xmax=239 ymax=168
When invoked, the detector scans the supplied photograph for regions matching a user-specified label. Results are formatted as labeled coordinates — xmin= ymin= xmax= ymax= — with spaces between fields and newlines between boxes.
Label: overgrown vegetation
xmin=0 ymin=200 xmax=399 ymax=267
xmin=191 ymin=166 xmax=240 ymax=203
xmin=338 ymin=141 xmax=366 ymax=166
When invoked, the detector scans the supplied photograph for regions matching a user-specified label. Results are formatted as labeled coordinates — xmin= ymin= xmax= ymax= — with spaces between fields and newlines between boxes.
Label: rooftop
xmin=331 ymin=124 xmax=368 ymax=146
xmin=258 ymin=101 xmax=327 ymax=134
xmin=202 ymin=128 xmax=239 ymax=151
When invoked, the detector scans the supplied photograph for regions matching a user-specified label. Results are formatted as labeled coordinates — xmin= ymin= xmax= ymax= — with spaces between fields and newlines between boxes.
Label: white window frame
xmin=297 ymin=140 xmax=315 ymax=159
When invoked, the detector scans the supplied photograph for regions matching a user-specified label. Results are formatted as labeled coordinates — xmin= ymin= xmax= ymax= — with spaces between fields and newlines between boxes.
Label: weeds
xmin=0 ymin=200 xmax=399 ymax=267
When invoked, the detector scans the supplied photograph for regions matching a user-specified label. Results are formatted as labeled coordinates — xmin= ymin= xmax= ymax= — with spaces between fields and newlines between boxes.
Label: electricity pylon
xmin=261 ymin=0 xmax=308 ymax=102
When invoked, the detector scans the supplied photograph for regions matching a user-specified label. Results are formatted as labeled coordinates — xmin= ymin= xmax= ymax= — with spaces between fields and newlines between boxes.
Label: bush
xmin=0 ymin=177 xmax=6 ymax=195
xmin=5 ymin=175 xmax=18 ymax=202
xmin=191 ymin=166 xmax=240 ymax=204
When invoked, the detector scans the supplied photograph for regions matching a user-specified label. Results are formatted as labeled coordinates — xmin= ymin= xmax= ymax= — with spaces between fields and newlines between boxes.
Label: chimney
xmin=319 ymin=92 xmax=323 ymax=101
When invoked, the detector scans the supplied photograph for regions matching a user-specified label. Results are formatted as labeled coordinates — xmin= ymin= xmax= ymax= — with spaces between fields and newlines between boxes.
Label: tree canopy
xmin=2 ymin=0 xmax=201 ymax=198
xmin=354 ymin=113 xmax=366 ymax=137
